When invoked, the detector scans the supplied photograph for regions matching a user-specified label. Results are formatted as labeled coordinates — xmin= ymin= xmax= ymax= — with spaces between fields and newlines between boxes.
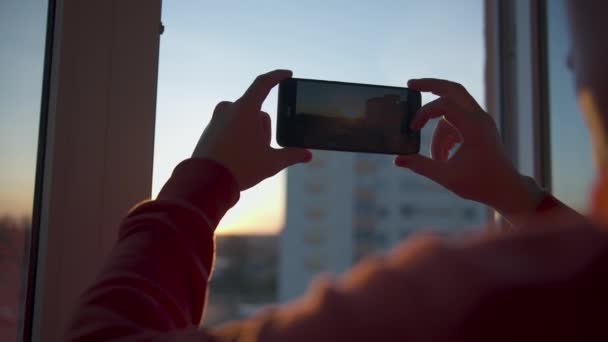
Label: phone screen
xmin=277 ymin=78 xmax=420 ymax=155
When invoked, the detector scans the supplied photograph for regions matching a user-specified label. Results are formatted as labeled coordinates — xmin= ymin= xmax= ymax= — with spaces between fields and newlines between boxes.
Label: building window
xmin=308 ymin=156 xmax=327 ymax=168
xmin=354 ymin=229 xmax=375 ymax=241
xmin=304 ymin=182 xmax=326 ymax=194
xmin=462 ymin=207 xmax=477 ymax=221
xmin=354 ymin=187 xmax=376 ymax=200
xmin=303 ymin=230 xmax=326 ymax=245
xmin=304 ymin=207 xmax=327 ymax=220
xmin=400 ymin=204 xmax=415 ymax=217
xmin=354 ymin=159 xmax=377 ymax=175
xmin=353 ymin=216 xmax=376 ymax=230
xmin=354 ymin=200 xmax=376 ymax=216
xmin=376 ymin=206 xmax=389 ymax=218
xmin=399 ymin=229 xmax=412 ymax=240
xmin=400 ymin=178 xmax=445 ymax=192
xmin=303 ymin=256 xmax=326 ymax=272
xmin=354 ymin=243 xmax=375 ymax=261
xmin=421 ymin=207 xmax=453 ymax=217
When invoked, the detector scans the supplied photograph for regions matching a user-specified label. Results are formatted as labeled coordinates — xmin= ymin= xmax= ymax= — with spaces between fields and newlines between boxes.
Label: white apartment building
xmin=279 ymin=125 xmax=488 ymax=301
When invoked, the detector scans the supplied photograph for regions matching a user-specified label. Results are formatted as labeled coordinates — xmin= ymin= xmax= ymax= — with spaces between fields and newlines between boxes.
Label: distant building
xmin=205 ymin=235 xmax=278 ymax=326
xmin=279 ymin=124 xmax=487 ymax=301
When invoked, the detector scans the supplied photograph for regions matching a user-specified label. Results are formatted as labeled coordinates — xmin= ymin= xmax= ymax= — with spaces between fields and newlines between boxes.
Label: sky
xmin=0 ymin=0 xmax=593 ymax=234
xmin=152 ymin=0 xmax=486 ymax=235
xmin=0 ymin=1 xmax=47 ymax=219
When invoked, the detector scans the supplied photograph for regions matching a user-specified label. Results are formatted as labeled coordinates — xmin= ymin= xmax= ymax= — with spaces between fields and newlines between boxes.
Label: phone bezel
xmin=277 ymin=77 xmax=421 ymax=155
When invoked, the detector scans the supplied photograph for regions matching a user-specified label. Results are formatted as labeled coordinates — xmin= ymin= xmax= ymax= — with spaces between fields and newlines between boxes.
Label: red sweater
xmin=67 ymin=159 xmax=608 ymax=341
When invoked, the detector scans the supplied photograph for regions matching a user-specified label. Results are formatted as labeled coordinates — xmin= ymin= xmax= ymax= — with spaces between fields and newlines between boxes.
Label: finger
xmin=443 ymin=134 xmax=462 ymax=159
xmin=410 ymin=97 xmax=473 ymax=135
xmin=430 ymin=118 xmax=461 ymax=161
xmin=437 ymin=135 xmax=461 ymax=161
xmin=407 ymin=78 xmax=479 ymax=108
xmin=212 ymin=101 xmax=233 ymax=117
xmin=268 ymin=147 xmax=312 ymax=174
xmin=260 ymin=111 xmax=271 ymax=145
xmin=394 ymin=154 xmax=451 ymax=188
xmin=240 ymin=69 xmax=293 ymax=109
xmin=445 ymin=131 xmax=462 ymax=147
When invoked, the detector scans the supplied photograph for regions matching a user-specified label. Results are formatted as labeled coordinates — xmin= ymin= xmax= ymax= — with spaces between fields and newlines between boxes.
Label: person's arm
xmin=394 ymin=78 xmax=583 ymax=226
xmin=66 ymin=70 xmax=311 ymax=341
xmin=67 ymin=70 xmax=604 ymax=341
xmin=66 ymin=158 xmax=238 ymax=341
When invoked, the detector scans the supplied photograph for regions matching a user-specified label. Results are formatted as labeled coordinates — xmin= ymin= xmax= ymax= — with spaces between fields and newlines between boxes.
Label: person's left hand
xmin=192 ymin=70 xmax=312 ymax=191
xmin=394 ymin=78 xmax=543 ymax=220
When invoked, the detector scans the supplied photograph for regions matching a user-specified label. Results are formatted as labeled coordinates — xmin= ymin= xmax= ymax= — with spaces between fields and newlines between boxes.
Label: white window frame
xmin=29 ymin=1 xmax=162 ymax=340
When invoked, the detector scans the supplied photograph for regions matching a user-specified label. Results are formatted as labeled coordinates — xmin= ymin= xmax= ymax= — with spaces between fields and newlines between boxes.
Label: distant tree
xmin=0 ymin=216 xmax=28 ymax=276
xmin=0 ymin=215 xmax=30 ymax=340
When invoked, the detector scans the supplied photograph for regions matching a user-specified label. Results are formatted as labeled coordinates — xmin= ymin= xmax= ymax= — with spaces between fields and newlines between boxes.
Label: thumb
xmin=269 ymin=147 xmax=312 ymax=172
xmin=394 ymin=154 xmax=450 ymax=186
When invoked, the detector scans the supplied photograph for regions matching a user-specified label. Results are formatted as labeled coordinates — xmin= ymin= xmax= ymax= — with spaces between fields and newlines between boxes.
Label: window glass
xmin=153 ymin=0 xmax=485 ymax=325
xmin=0 ymin=1 xmax=48 ymax=340
xmin=546 ymin=0 xmax=594 ymax=212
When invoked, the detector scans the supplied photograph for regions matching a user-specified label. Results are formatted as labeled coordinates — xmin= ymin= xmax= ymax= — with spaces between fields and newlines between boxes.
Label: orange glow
xmin=216 ymin=194 xmax=285 ymax=235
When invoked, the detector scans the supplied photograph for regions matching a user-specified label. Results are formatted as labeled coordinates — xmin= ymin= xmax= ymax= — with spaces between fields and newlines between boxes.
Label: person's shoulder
xmin=447 ymin=220 xmax=608 ymax=288
xmin=451 ymin=221 xmax=608 ymax=341
xmin=385 ymin=220 xmax=608 ymax=287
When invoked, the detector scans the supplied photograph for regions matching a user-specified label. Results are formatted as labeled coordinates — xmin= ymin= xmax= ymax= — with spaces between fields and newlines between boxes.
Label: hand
xmin=394 ymin=78 xmax=544 ymax=219
xmin=192 ymin=70 xmax=312 ymax=191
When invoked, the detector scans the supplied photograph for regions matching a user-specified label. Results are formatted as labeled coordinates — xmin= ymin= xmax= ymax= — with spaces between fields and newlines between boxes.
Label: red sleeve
xmin=535 ymin=193 xmax=562 ymax=213
xmin=534 ymin=192 xmax=585 ymax=224
xmin=68 ymin=159 xmax=601 ymax=341
xmin=66 ymin=158 xmax=239 ymax=341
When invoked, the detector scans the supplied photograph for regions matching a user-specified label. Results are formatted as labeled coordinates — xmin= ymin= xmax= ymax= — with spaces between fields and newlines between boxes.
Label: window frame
xmin=19 ymin=0 xmax=57 ymax=340
xmin=539 ymin=0 xmax=594 ymax=208
xmin=28 ymin=1 xmax=162 ymax=341
xmin=485 ymin=0 xmax=550 ymax=187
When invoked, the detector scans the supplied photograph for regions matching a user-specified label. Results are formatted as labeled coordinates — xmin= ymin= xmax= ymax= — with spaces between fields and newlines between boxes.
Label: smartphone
xmin=277 ymin=78 xmax=421 ymax=155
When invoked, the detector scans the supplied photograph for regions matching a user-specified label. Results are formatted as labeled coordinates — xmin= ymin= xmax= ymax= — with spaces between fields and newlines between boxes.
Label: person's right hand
xmin=192 ymin=70 xmax=311 ymax=191
xmin=395 ymin=78 xmax=544 ymax=219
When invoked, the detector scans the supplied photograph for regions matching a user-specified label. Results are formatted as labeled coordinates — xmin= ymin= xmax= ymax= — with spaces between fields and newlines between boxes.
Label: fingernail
xmin=394 ymin=158 xmax=406 ymax=167
xmin=303 ymin=150 xmax=312 ymax=162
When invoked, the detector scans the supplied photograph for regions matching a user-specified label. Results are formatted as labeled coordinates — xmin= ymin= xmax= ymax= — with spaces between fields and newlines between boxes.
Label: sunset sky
xmin=1 ymin=0 xmax=591 ymax=235
xmin=152 ymin=0 xmax=486 ymax=235
xmin=0 ymin=1 xmax=47 ymax=219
